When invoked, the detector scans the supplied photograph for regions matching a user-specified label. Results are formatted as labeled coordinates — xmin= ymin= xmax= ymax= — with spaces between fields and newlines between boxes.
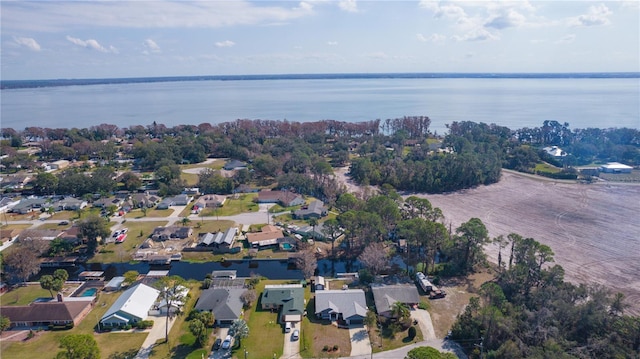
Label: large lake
xmin=2 ymin=77 xmax=639 ymax=134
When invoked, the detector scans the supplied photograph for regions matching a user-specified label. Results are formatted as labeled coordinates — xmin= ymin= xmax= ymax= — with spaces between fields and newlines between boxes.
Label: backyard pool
xmin=80 ymin=288 xmax=97 ymax=297
xmin=282 ymin=243 xmax=293 ymax=250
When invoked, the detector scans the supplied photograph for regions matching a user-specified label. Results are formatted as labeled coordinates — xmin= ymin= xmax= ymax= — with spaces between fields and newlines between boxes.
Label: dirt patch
xmin=416 ymin=171 xmax=640 ymax=315
xmin=428 ymin=271 xmax=495 ymax=338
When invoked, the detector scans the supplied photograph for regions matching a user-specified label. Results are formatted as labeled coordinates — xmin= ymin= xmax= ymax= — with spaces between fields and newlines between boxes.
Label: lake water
xmin=2 ymin=77 xmax=639 ymax=135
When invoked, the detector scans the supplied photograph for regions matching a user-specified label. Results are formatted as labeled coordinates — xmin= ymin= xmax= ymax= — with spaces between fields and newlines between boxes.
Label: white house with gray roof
xmin=100 ymin=283 xmax=159 ymax=327
xmin=371 ymin=284 xmax=421 ymax=318
xmin=314 ymin=289 xmax=367 ymax=325
xmin=195 ymin=287 xmax=244 ymax=325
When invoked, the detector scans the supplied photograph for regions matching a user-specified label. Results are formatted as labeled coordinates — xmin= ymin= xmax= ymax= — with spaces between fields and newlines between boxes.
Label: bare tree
xmin=358 ymin=242 xmax=392 ymax=275
xmin=4 ymin=250 xmax=40 ymax=284
xmin=240 ymin=290 xmax=257 ymax=308
xmin=292 ymin=249 xmax=317 ymax=279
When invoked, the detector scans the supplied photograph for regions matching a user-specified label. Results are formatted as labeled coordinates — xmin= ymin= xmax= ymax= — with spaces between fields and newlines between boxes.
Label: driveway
xmin=281 ymin=322 xmax=301 ymax=359
xmin=134 ymin=315 xmax=177 ymax=359
xmin=209 ymin=327 xmax=231 ymax=359
xmin=348 ymin=324 xmax=372 ymax=357
xmin=410 ymin=309 xmax=436 ymax=341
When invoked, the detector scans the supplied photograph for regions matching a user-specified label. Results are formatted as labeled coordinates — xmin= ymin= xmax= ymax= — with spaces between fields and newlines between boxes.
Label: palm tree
xmin=154 ymin=276 xmax=187 ymax=342
xmin=308 ymin=217 xmax=318 ymax=240
xmin=229 ymin=319 xmax=249 ymax=348
xmin=181 ymin=217 xmax=191 ymax=227
xmin=390 ymin=302 xmax=410 ymax=323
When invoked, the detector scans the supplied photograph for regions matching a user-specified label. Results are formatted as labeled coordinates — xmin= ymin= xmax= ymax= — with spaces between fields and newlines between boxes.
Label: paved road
xmin=341 ymin=338 xmax=468 ymax=359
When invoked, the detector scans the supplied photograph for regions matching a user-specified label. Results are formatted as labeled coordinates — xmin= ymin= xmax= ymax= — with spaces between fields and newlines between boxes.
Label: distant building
xmin=293 ymin=200 xmax=328 ymax=220
xmin=543 ymin=146 xmax=567 ymax=158
xmin=257 ymin=190 xmax=305 ymax=207
xmin=600 ymin=162 xmax=633 ymax=173
xmin=223 ymin=159 xmax=248 ymax=171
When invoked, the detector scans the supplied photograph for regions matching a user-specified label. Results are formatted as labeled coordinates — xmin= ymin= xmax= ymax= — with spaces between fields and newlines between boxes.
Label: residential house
xmin=246 ymin=225 xmax=283 ymax=248
xmin=100 ymin=283 xmax=160 ymax=327
xmin=314 ymin=289 xmax=367 ymax=325
xmin=223 ymin=159 xmax=247 ymax=171
xmin=58 ymin=226 xmax=83 ymax=245
xmin=10 ymin=197 xmax=47 ymax=214
xmin=156 ymin=198 xmax=174 ymax=210
xmin=49 ymin=160 xmax=70 ymax=170
xmin=261 ymin=284 xmax=305 ymax=324
xmin=151 ymin=226 xmax=193 ymax=241
xmin=1 ymin=295 xmax=94 ymax=329
xmin=52 ymin=197 xmax=87 ymax=211
xmin=234 ymin=184 xmax=259 ymax=193
xmin=156 ymin=285 xmax=189 ymax=314
xmin=18 ymin=228 xmax=63 ymax=241
xmin=294 ymin=223 xmax=328 ymax=241
xmin=1 ymin=174 xmax=32 ymax=190
xmin=371 ymin=284 xmax=421 ymax=318
xmin=104 ymin=277 xmax=125 ymax=292
xmin=600 ymin=162 xmax=633 ymax=173
xmin=0 ymin=197 xmax=16 ymax=212
xmin=543 ymin=146 xmax=567 ymax=158
xmin=194 ymin=287 xmax=245 ymax=325
xmin=198 ymin=227 xmax=237 ymax=248
xmin=293 ymin=200 xmax=328 ymax=220
xmin=192 ymin=194 xmax=226 ymax=213
xmin=211 ymin=270 xmax=237 ymax=280
xmin=156 ymin=194 xmax=193 ymax=209
xmin=130 ymin=192 xmax=160 ymax=208
xmin=257 ymin=190 xmax=305 ymax=207
xmin=93 ymin=196 xmax=123 ymax=209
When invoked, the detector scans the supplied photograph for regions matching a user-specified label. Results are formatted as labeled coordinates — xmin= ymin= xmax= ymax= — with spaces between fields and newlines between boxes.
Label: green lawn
xmin=534 ymin=162 xmax=562 ymax=174
xmin=192 ymin=220 xmax=235 ymax=235
xmin=0 ymin=284 xmax=51 ymax=306
xmin=214 ymin=194 xmax=259 ymax=216
xmin=1 ymin=291 xmax=147 ymax=359
xmin=89 ymin=220 xmax=168 ymax=263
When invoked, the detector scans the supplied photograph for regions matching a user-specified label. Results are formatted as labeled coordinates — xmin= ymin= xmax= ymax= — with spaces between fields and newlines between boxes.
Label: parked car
xmin=59 ymin=221 xmax=69 ymax=225
xmin=291 ymin=329 xmax=299 ymax=341
xmin=285 ymin=321 xmax=291 ymax=333
xmin=429 ymin=289 xmax=446 ymax=299
xmin=213 ymin=338 xmax=222 ymax=350
xmin=221 ymin=335 xmax=232 ymax=349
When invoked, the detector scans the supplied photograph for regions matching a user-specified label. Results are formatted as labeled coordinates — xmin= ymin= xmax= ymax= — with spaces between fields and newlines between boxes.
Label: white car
xmin=291 ymin=329 xmax=299 ymax=341
xmin=221 ymin=335 xmax=232 ymax=349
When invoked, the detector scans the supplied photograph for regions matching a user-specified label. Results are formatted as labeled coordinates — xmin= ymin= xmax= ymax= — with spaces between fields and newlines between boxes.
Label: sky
xmin=1 ymin=0 xmax=639 ymax=80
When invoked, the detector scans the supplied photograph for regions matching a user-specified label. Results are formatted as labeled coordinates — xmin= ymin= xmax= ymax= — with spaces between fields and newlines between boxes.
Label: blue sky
xmin=2 ymin=1 xmax=639 ymax=80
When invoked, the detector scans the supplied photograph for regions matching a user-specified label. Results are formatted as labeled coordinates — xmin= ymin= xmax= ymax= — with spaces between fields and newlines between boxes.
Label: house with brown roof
xmin=1 ymin=295 xmax=94 ymax=329
xmin=246 ymin=225 xmax=284 ymax=248
xmin=257 ymin=190 xmax=305 ymax=207
xmin=192 ymin=195 xmax=226 ymax=213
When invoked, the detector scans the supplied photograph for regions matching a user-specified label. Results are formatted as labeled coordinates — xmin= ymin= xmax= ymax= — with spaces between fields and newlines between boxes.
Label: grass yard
xmin=47 ymin=211 xmax=73 ymax=220
xmin=534 ymin=162 xmax=562 ymax=174
xmin=301 ymin=298 xmax=351 ymax=358
xmin=0 ymin=284 xmax=51 ymax=306
xmin=191 ymin=220 xmax=235 ymax=235
xmin=89 ymin=220 xmax=168 ymax=263
xmin=148 ymin=283 xmax=208 ymax=359
xmin=181 ymin=172 xmax=200 ymax=187
xmin=213 ymin=194 xmax=259 ymax=216
xmin=34 ymin=222 xmax=71 ymax=230
xmin=0 ymin=223 xmax=32 ymax=231
xmin=127 ymin=208 xmax=174 ymax=219
xmin=1 ymin=291 xmax=147 ymax=359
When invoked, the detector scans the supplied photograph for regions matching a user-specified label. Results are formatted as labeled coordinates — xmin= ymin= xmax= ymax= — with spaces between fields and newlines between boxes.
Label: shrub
xmin=135 ymin=320 xmax=153 ymax=329
xmin=408 ymin=326 xmax=417 ymax=340
xmin=323 ymin=345 xmax=329 ymax=352
xmin=418 ymin=300 xmax=430 ymax=310
xmin=333 ymin=344 xmax=339 ymax=351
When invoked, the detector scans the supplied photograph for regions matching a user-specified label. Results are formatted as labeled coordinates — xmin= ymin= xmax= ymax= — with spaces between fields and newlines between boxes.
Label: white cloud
xmin=13 ymin=36 xmax=41 ymax=51
xmin=327 ymin=41 xmax=338 ymax=46
xmin=66 ymin=35 xmax=116 ymax=53
xmin=452 ymin=28 xmax=499 ymax=42
xmin=2 ymin=1 xmax=317 ymax=32
xmin=485 ymin=9 xmax=526 ymax=29
xmin=555 ymin=34 xmax=576 ymax=44
xmin=215 ymin=40 xmax=235 ymax=48
xmin=144 ymin=39 xmax=161 ymax=53
xmin=367 ymin=52 xmax=389 ymax=60
xmin=569 ymin=3 xmax=612 ymax=27
xmin=417 ymin=33 xmax=446 ymax=43
xmin=338 ymin=0 xmax=358 ymax=13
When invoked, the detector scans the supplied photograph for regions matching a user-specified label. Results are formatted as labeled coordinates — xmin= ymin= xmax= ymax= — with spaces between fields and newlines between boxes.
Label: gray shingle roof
xmin=371 ymin=284 xmax=421 ymax=315
xmin=315 ymin=289 xmax=367 ymax=320
xmin=194 ymin=288 xmax=244 ymax=322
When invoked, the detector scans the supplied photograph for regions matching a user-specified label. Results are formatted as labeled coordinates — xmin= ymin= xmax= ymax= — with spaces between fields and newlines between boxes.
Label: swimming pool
xmin=282 ymin=243 xmax=293 ymax=250
xmin=80 ymin=288 xmax=97 ymax=297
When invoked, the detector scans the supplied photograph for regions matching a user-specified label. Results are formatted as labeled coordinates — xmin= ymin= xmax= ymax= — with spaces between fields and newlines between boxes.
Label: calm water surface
xmin=3 ymin=78 xmax=639 ymax=134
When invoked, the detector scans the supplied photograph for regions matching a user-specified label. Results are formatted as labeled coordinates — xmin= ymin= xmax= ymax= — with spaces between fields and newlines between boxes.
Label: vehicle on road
xmin=221 ymin=335 xmax=232 ymax=349
xmin=291 ymin=329 xmax=299 ymax=341
xmin=59 ymin=221 xmax=69 ymax=225
xmin=213 ymin=338 xmax=221 ymax=350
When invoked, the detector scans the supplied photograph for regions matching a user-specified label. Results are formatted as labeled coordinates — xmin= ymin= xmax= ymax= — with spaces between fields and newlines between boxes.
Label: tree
xmin=154 ymin=276 xmax=187 ymax=342
xmin=189 ymin=319 xmax=208 ymax=347
xmin=229 ymin=319 xmax=249 ymax=347
xmin=240 ymin=289 xmax=257 ymax=308
xmin=390 ymin=302 xmax=410 ymax=323
xmin=292 ymin=248 xmax=317 ymax=279
xmin=78 ymin=215 xmax=111 ymax=253
xmin=55 ymin=334 xmax=100 ymax=359
xmin=358 ymin=242 xmax=391 ymax=275
xmin=192 ymin=310 xmax=214 ymax=327
xmin=33 ymin=171 xmax=59 ymax=195
xmin=0 ymin=315 xmax=10 ymax=333
xmin=120 ymin=171 xmax=142 ymax=191
xmin=322 ymin=218 xmax=342 ymax=257
xmin=123 ymin=270 xmax=139 ymax=285
xmin=4 ymin=249 xmax=40 ymax=284
xmin=54 ymin=269 xmax=69 ymax=282
xmin=40 ymin=275 xmax=61 ymax=298
xmin=181 ymin=217 xmax=191 ymax=227
xmin=405 ymin=346 xmax=456 ymax=359
xmin=455 ymin=218 xmax=490 ymax=273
